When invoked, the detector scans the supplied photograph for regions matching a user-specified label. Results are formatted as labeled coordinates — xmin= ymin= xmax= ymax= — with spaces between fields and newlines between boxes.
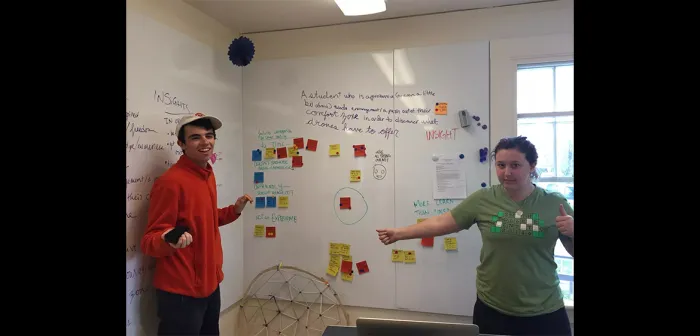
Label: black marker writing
xmin=127 ymin=192 xmax=151 ymax=202
xmin=127 ymin=121 xmax=158 ymax=138
xmin=128 ymin=286 xmax=151 ymax=304
xmin=126 ymin=175 xmax=153 ymax=185
xmin=126 ymin=137 xmax=166 ymax=152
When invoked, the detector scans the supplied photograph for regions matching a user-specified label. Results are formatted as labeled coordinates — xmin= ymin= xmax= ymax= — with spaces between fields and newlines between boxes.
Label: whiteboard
xmin=242 ymin=50 xmax=397 ymax=309
xmin=242 ymin=41 xmax=490 ymax=315
xmin=126 ymin=9 xmax=243 ymax=335
xmin=393 ymin=42 xmax=490 ymax=316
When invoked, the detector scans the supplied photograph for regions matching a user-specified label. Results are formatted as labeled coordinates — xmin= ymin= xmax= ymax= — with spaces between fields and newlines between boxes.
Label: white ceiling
xmin=184 ymin=0 xmax=555 ymax=34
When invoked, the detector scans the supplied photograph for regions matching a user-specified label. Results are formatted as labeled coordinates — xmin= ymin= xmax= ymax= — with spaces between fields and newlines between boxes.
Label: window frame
xmin=517 ymin=61 xmax=574 ymax=184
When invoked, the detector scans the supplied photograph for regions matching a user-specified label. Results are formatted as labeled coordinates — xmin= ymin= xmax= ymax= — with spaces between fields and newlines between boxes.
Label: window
xmin=516 ymin=61 xmax=574 ymax=306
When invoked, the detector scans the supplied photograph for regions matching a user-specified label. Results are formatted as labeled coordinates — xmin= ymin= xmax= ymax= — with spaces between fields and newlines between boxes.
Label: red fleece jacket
xmin=140 ymin=155 xmax=240 ymax=298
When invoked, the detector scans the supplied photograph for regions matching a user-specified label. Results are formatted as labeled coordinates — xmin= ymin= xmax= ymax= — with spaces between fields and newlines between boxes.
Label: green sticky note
xmin=492 ymin=216 xmax=498 ymax=222
xmin=532 ymin=213 xmax=539 ymax=220
xmin=491 ymin=226 xmax=501 ymax=233
xmin=497 ymin=211 xmax=504 ymax=217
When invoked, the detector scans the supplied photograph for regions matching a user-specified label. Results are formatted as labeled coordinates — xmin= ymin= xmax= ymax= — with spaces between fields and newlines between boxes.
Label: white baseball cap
xmin=175 ymin=112 xmax=223 ymax=137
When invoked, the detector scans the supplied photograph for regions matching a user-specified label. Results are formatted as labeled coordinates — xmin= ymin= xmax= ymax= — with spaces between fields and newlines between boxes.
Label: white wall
xmin=127 ymin=0 xmax=235 ymax=51
xmin=244 ymin=0 xmax=573 ymax=60
xmin=125 ymin=0 xmax=244 ymax=333
xmin=226 ymin=1 xmax=574 ymax=334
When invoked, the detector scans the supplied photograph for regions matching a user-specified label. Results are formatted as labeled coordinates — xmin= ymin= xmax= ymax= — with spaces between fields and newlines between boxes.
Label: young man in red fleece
xmin=141 ymin=113 xmax=251 ymax=336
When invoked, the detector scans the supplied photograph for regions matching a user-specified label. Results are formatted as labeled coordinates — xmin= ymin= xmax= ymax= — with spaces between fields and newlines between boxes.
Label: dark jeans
xmin=473 ymin=297 xmax=572 ymax=336
xmin=156 ymin=286 xmax=221 ymax=336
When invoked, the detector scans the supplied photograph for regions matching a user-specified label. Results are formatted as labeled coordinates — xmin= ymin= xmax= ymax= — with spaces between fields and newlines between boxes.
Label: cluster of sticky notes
xmin=255 ymin=196 xmax=289 ymax=208
xmin=326 ymin=242 xmax=351 ymax=277
xmin=327 ymin=143 xmax=367 ymax=158
xmin=391 ymin=249 xmax=416 ymax=263
xmin=444 ymin=237 xmax=458 ymax=251
xmin=251 ymin=137 xmax=318 ymax=170
xmin=254 ymin=224 xmax=276 ymax=238
xmin=326 ymin=242 xmax=369 ymax=281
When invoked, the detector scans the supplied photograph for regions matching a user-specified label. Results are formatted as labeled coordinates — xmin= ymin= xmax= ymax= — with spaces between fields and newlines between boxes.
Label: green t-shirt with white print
xmin=450 ymin=185 xmax=573 ymax=317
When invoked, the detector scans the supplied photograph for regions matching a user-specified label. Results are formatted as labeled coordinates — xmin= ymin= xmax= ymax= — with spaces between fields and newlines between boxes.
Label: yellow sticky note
xmin=254 ymin=224 xmax=265 ymax=237
xmin=329 ymin=144 xmax=340 ymax=156
xmin=417 ymin=218 xmax=427 ymax=223
xmin=278 ymin=196 xmax=289 ymax=208
xmin=404 ymin=250 xmax=416 ymax=263
xmin=265 ymin=148 xmax=276 ymax=159
xmin=435 ymin=102 xmax=448 ymax=115
xmin=339 ymin=243 xmax=351 ymax=256
xmin=350 ymin=170 xmax=361 ymax=182
xmin=326 ymin=255 xmax=341 ymax=276
xmin=391 ymin=249 xmax=404 ymax=262
xmin=444 ymin=237 xmax=458 ymax=251
xmin=329 ymin=242 xmax=350 ymax=256
xmin=288 ymin=145 xmax=299 ymax=157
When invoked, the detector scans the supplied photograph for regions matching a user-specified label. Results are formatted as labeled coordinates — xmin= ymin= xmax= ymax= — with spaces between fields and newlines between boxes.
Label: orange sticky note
xmin=356 ymin=260 xmax=369 ymax=274
xmin=277 ymin=147 xmax=287 ymax=159
xmin=293 ymin=137 xmax=305 ymax=149
xmin=421 ymin=237 xmax=434 ymax=247
xmin=339 ymin=197 xmax=351 ymax=210
xmin=292 ymin=156 xmax=303 ymax=167
xmin=340 ymin=260 xmax=353 ymax=273
xmin=353 ymin=144 xmax=366 ymax=157
xmin=306 ymin=139 xmax=318 ymax=151
xmin=435 ymin=102 xmax=447 ymax=115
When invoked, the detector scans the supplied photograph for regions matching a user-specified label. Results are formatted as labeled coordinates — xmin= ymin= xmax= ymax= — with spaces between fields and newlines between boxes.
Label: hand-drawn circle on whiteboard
xmin=372 ymin=164 xmax=387 ymax=180
xmin=333 ymin=187 xmax=368 ymax=225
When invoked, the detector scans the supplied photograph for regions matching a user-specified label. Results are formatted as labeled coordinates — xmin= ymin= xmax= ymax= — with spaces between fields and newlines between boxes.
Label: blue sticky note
xmin=266 ymin=196 xmax=277 ymax=208
xmin=252 ymin=149 xmax=262 ymax=161
xmin=254 ymin=172 xmax=264 ymax=184
xmin=255 ymin=197 xmax=265 ymax=208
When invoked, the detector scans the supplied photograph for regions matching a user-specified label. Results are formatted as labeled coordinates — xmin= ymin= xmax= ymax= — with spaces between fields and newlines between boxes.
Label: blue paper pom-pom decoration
xmin=478 ymin=147 xmax=489 ymax=163
xmin=228 ymin=36 xmax=255 ymax=67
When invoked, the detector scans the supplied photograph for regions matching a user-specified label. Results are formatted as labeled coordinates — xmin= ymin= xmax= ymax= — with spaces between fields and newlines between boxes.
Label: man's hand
xmin=555 ymin=204 xmax=574 ymax=238
xmin=234 ymin=194 xmax=253 ymax=213
xmin=376 ymin=228 xmax=401 ymax=245
xmin=161 ymin=228 xmax=193 ymax=248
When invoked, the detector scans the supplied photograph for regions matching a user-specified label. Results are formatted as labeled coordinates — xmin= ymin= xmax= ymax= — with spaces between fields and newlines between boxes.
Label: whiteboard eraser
xmin=458 ymin=110 xmax=471 ymax=128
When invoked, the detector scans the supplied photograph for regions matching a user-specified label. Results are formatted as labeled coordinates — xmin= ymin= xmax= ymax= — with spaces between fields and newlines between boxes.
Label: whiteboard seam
xmin=488 ymin=41 xmax=492 ymax=186
xmin=392 ymin=48 xmax=398 ymax=310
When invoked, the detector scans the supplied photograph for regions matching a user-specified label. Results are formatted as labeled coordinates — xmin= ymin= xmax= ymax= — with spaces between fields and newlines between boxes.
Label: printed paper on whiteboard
xmin=433 ymin=155 xmax=467 ymax=199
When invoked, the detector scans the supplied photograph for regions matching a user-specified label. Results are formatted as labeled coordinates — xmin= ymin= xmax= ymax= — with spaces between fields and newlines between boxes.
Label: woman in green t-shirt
xmin=376 ymin=136 xmax=574 ymax=336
